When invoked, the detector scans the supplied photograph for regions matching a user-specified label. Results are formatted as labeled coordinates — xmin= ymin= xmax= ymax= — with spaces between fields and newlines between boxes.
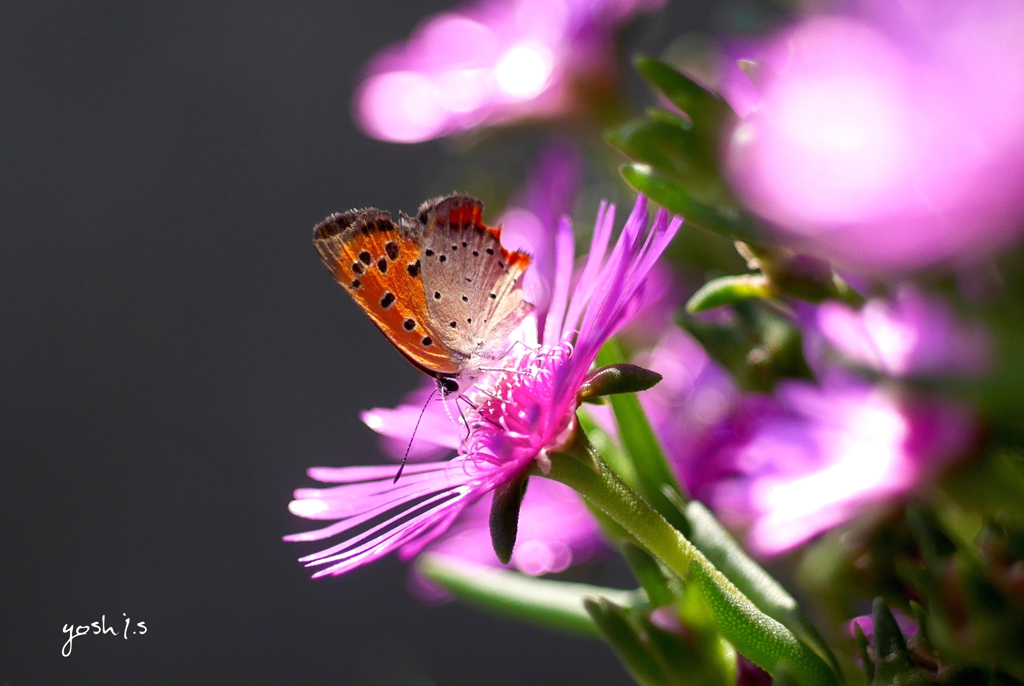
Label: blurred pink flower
xmin=702 ymin=375 xmax=975 ymax=556
xmin=640 ymin=318 xmax=978 ymax=556
xmin=811 ymin=285 xmax=991 ymax=378
xmin=286 ymin=196 xmax=681 ymax=576
xmin=725 ymin=0 xmax=1024 ymax=271
xmin=353 ymin=0 xmax=666 ymax=142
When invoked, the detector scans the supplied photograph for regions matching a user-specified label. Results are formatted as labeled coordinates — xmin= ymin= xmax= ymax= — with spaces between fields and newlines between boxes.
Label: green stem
xmin=545 ymin=453 xmax=837 ymax=686
xmin=417 ymin=553 xmax=643 ymax=636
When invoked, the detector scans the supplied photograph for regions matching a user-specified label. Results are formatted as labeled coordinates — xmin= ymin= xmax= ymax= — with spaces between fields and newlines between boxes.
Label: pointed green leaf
xmin=740 ymin=243 xmax=865 ymax=306
xmin=690 ymin=562 xmax=837 ymax=685
xmin=870 ymin=598 xmax=928 ymax=686
xmin=638 ymin=612 xmax=737 ymax=686
xmin=621 ymin=542 xmax=680 ymax=608
xmin=854 ymin=622 xmax=875 ymax=685
xmin=596 ymin=339 xmax=690 ymax=535
xmin=585 ymin=598 xmax=671 ymax=686
xmin=578 ymin=410 xmax=638 ymax=488
xmin=606 ymin=117 xmax=716 ymax=187
xmin=681 ymin=300 xmax=814 ymax=392
xmin=687 ymin=274 xmax=775 ymax=312
xmin=646 ymin=106 xmax=692 ymax=129
xmin=633 ymin=56 xmax=733 ymax=139
xmin=620 ymin=163 xmax=763 ymax=243
xmin=683 ymin=500 xmax=843 ymax=680
xmin=547 ymin=454 xmax=839 ymax=686
xmin=588 ymin=597 xmax=736 ymax=686
xmin=908 ymin=601 xmax=934 ymax=653
xmin=417 ymin=553 xmax=643 ymax=636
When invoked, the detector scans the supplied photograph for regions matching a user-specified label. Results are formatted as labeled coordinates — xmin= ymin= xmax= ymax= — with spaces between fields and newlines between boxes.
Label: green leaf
xmin=908 ymin=601 xmax=934 ymax=653
xmin=416 ymin=553 xmax=643 ymax=636
xmin=646 ymin=106 xmax=692 ymax=129
xmin=633 ymin=56 xmax=733 ymax=140
xmin=596 ymin=339 xmax=690 ymax=535
xmin=681 ymin=300 xmax=814 ymax=392
xmin=690 ymin=563 xmax=838 ymax=685
xmin=621 ymin=542 xmax=681 ymax=608
xmin=578 ymin=410 xmax=638 ymax=487
xmin=687 ymin=274 xmax=775 ymax=312
xmin=586 ymin=598 xmax=672 ymax=686
xmin=683 ymin=500 xmax=843 ymax=680
xmin=870 ymin=598 xmax=929 ymax=686
xmin=587 ymin=597 xmax=737 ymax=686
xmin=546 ymin=454 xmax=839 ymax=686
xmin=606 ymin=117 xmax=718 ymax=191
xmin=620 ymin=163 xmax=762 ymax=243
xmin=854 ymin=622 xmax=874 ymax=685
xmin=739 ymin=243 xmax=865 ymax=306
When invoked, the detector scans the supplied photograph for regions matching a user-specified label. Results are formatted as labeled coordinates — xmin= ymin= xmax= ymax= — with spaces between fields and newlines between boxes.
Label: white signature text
xmin=62 ymin=614 xmax=147 ymax=656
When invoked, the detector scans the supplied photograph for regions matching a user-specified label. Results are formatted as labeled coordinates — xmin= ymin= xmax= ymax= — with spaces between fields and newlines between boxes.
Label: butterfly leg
xmin=453 ymin=395 xmax=473 ymax=443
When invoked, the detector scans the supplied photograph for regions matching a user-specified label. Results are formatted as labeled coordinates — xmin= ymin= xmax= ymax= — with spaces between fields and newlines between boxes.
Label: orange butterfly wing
xmin=314 ymin=209 xmax=461 ymax=377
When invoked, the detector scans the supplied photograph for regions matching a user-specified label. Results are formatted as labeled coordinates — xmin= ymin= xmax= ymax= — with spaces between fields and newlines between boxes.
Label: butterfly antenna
xmin=394 ymin=385 xmax=438 ymax=484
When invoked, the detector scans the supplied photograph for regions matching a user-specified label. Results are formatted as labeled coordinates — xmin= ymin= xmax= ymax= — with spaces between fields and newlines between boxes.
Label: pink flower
xmin=702 ymin=375 xmax=975 ymax=556
xmin=811 ymin=285 xmax=991 ymax=378
xmin=725 ymin=0 xmax=1024 ymax=271
xmin=286 ymin=195 xmax=681 ymax=576
xmin=353 ymin=0 xmax=667 ymax=142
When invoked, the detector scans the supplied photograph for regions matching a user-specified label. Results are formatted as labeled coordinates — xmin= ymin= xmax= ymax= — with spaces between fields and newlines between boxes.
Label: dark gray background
xmin=0 ymin=1 xmax=759 ymax=683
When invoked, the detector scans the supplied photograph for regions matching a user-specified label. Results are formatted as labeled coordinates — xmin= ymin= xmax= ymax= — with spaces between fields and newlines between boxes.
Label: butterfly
xmin=313 ymin=194 xmax=534 ymax=396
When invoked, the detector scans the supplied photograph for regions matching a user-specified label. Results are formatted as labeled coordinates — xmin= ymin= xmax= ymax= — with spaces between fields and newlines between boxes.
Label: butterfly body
xmin=314 ymin=195 xmax=533 ymax=387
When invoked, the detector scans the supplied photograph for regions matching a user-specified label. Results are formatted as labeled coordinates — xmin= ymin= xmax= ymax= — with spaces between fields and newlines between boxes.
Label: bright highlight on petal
xmin=750 ymin=394 xmax=909 ymax=554
xmin=495 ymin=42 xmax=554 ymax=100
xmin=289 ymin=499 xmax=329 ymax=518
